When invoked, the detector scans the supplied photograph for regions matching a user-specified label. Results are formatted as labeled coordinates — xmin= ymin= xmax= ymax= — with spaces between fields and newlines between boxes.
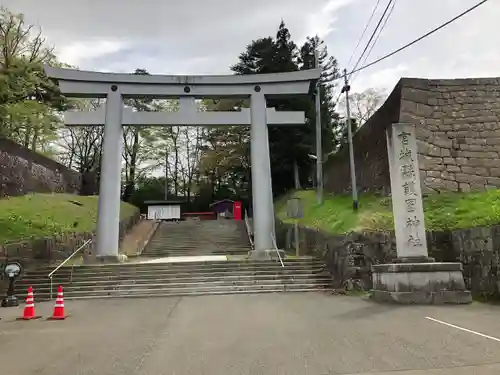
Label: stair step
xmin=20 ymin=274 xmax=332 ymax=288
xmin=17 ymin=220 xmax=330 ymax=300
xmin=30 ymin=264 xmax=323 ymax=273
xmin=18 ymin=279 xmax=333 ymax=294
xmin=28 ymin=288 xmax=328 ymax=301
xmin=19 ymin=283 xmax=331 ymax=300
xmin=25 ymin=270 xmax=325 ymax=282
xmin=22 ymin=276 xmax=329 ymax=289
xmin=28 ymin=262 xmax=324 ymax=274
xmin=26 ymin=270 xmax=328 ymax=281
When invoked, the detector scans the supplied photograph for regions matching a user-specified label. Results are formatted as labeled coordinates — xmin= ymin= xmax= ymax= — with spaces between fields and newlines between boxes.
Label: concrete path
xmin=1 ymin=293 xmax=500 ymax=374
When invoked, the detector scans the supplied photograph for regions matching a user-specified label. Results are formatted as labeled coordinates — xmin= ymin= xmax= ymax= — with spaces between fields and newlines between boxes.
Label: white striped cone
xmin=22 ymin=286 xmax=36 ymax=319
xmin=50 ymin=286 xmax=66 ymax=319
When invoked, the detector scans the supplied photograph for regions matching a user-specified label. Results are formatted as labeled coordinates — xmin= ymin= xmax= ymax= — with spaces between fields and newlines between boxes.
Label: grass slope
xmin=0 ymin=193 xmax=138 ymax=244
xmin=276 ymin=189 xmax=500 ymax=235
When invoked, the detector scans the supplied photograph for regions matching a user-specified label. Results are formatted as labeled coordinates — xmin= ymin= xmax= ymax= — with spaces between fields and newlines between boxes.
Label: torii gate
xmin=45 ymin=66 xmax=320 ymax=260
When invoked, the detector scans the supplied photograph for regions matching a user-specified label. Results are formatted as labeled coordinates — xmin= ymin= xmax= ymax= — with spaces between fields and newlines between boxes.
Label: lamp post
xmin=1 ymin=261 xmax=22 ymax=307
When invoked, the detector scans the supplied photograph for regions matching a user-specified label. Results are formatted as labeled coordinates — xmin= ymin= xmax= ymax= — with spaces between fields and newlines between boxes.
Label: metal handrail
xmin=244 ymin=210 xmax=254 ymax=250
xmin=48 ymin=239 xmax=92 ymax=299
xmin=270 ymin=233 xmax=284 ymax=268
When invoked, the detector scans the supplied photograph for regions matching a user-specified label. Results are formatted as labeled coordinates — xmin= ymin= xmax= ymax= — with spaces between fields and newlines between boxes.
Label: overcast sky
xmin=4 ymin=0 xmax=499 ymax=96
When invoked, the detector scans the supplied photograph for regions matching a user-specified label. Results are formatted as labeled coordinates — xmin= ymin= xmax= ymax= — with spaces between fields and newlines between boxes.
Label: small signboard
xmin=287 ymin=197 xmax=304 ymax=219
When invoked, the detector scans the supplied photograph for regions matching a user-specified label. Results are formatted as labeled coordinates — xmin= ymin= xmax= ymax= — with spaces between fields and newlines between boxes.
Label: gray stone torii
xmin=45 ymin=66 xmax=320 ymax=259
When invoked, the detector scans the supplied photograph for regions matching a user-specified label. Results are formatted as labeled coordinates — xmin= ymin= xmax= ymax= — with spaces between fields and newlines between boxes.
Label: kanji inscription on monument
xmin=386 ymin=123 xmax=428 ymax=258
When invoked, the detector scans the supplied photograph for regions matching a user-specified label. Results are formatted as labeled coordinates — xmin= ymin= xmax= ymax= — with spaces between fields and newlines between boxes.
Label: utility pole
xmin=315 ymin=49 xmax=323 ymax=205
xmin=164 ymin=150 xmax=169 ymax=200
xmin=342 ymin=69 xmax=359 ymax=210
xmin=293 ymin=159 xmax=301 ymax=190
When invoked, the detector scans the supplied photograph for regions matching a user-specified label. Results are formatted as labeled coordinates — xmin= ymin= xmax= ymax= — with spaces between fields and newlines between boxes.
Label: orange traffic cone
xmin=49 ymin=285 xmax=66 ymax=320
xmin=22 ymin=286 xmax=37 ymax=320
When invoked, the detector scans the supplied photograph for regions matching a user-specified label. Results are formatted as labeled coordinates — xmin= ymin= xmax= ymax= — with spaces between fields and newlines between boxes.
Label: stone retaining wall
xmin=0 ymin=137 xmax=82 ymax=197
xmin=276 ymin=218 xmax=500 ymax=299
xmin=324 ymin=83 xmax=401 ymax=195
xmin=325 ymin=77 xmax=500 ymax=194
xmin=0 ymin=210 xmax=140 ymax=297
xmin=0 ymin=210 xmax=140 ymax=268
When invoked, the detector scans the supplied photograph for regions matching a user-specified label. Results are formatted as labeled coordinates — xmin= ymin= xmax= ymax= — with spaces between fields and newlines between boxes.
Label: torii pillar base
xmin=249 ymin=249 xmax=286 ymax=261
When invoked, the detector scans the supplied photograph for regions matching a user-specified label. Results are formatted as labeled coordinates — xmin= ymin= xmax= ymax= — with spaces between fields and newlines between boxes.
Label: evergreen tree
xmin=299 ymin=35 xmax=341 ymax=159
xmin=231 ymin=37 xmax=275 ymax=75
xmin=230 ymin=21 xmax=339 ymax=196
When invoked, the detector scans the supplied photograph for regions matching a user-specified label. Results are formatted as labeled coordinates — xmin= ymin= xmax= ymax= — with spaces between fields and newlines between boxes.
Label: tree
xmin=231 ymin=37 xmax=276 ymax=75
xmin=56 ymin=99 xmax=104 ymax=194
xmin=230 ymin=21 xmax=339 ymax=196
xmin=0 ymin=7 xmax=66 ymax=151
xmin=334 ymin=117 xmax=359 ymax=148
xmin=178 ymin=126 xmax=204 ymax=201
xmin=339 ymin=88 xmax=386 ymax=126
xmin=198 ymin=98 xmax=251 ymax=202
xmin=147 ymin=99 xmax=179 ymax=199
xmin=299 ymin=35 xmax=341 ymax=155
xmin=121 ymin=69 xmax=179 ymax=201
xmin=4 ymin=99 xmax=61 ymax=153
xmin=130 ymin=176 xmax=170 ymax=211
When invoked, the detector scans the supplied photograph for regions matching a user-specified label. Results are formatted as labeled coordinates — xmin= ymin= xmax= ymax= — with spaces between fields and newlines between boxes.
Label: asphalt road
xmin=1 ymin=293 xmax=500 ymax=374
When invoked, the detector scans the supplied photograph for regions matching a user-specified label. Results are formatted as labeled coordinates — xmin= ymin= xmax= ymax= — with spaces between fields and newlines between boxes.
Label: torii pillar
xmin=249 ymin=91 xmax=275 ymax=254
xmin=99 ymin=85 xmax=123 ymax=260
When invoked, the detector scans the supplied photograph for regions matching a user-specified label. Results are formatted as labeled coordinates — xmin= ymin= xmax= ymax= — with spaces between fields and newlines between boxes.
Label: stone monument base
xmin=248 ymin=249 xmax=286 ymax=261
xmin=392 ymin=256 xmax=435 ymax=263
xmin=371 ymin=262 xmax=472 ymax=304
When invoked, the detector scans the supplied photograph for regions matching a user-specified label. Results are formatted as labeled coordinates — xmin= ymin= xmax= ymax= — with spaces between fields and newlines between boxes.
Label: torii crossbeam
xmin=64 ymin=98 xmax=306 ymax=127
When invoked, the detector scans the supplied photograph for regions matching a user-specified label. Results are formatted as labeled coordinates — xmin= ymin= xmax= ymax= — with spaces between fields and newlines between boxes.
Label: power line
xmin=351 ymin=0 xmax=397 ymax=84
xmin=344 ymin=0 xmax=489 ymax=79
xmin=336 ymin=0 xmax=383 ymax=107
xmin=350 ymin=0 xmax=394 ymax=77
xmin=346 ymin=0 xmax=382 ymax=68
xmin=333 ymin=0 xmax=488 ymax=108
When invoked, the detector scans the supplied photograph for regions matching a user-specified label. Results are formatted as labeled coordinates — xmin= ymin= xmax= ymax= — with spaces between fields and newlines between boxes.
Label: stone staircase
xmin=14 ymin=219 xmax=332 ymax=300
xmin=142 ymin=220 xmax=251 ymax=257
xmin=15 ymin=258 xmax=331 ymax=301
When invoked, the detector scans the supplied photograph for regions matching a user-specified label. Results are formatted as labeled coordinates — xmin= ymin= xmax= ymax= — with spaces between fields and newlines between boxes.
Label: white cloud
xmin=299 ymin=0 xmax=354 ymax=43
xmin=2 ymin=0 xmax=499 ymax=96
xmin=340 ymin=0 xmax=500 ymax=93
xmin=353 ymin=64 xmax=409 ymax=92
xmin=57 ymin=40 xmax=128 ymax=67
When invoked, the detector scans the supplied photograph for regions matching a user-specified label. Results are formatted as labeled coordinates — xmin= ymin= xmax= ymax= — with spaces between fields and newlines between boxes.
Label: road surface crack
xmin=132 ymin=297 xmax=182 ymax=375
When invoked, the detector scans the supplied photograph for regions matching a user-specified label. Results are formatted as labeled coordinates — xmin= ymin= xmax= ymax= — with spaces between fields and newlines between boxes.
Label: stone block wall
xmin=324 ymin=83 xmax=402 ymax=195
xmin=325 ymin=76 xmax=500 ymax=194
xmin=0 ymin=137 xmax=82 ymax=197
xmin=401 ymin=78 xmax=500 ymax=193
xmin=275 ymin=218 xmax=500 ymax=299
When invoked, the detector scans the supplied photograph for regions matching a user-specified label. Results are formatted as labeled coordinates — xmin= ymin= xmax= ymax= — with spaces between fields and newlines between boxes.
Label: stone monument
xmin=370 ymin=123 xmax=472 ymax=304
